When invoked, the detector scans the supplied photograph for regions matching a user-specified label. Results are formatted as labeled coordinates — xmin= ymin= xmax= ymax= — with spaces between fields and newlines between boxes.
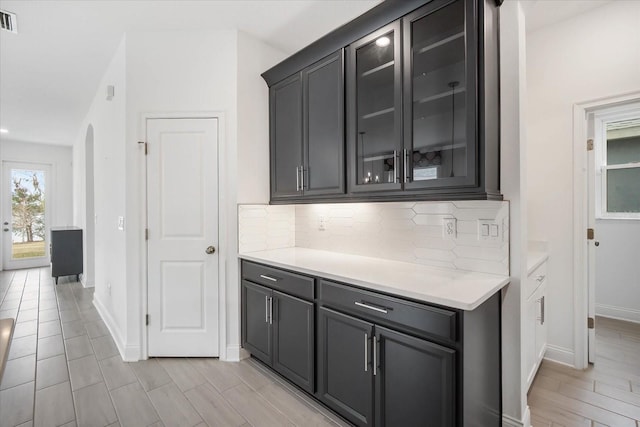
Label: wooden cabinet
xmin=51 ymin=227 xmax=83 ymax=284
xmin=241 ymin=265 xmax=315 ymax=393
xmin=240 ymin=260 xmax=502 ymax=426
xmin=264 ymin=0 xmax=501 ymax=203
xmin=525 ymin=261 xmax=548 ymax=391
xmin=270 ymin=51 xmax=345 ymax=202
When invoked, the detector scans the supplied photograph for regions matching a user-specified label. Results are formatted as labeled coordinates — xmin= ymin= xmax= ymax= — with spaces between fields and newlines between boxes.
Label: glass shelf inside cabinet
xmin=410 ymin=0 xmax=467 ymax=180
xmin=356 ymin=29 xmax=398 ymax=186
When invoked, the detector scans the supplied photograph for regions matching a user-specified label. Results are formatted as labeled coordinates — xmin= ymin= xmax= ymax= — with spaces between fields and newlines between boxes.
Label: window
xmin=595 ymin=105 xmax=640 ymax=219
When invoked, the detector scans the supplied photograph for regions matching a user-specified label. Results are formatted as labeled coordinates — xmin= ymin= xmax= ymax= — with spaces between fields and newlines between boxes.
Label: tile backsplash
xmin=238 ymin=201 xmax=509 ymax=275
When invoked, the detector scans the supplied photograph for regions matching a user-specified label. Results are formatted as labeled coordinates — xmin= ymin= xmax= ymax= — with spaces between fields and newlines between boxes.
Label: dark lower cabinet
xmin=375 ymin=326 xmax=455 ymax=427
xmin=318 ymin=308 xmax=374 ymax=426
xmin=51 ymin=227 xmax=83 ymax=284
xmin=241 ymin=278 xmax=315 ymax=393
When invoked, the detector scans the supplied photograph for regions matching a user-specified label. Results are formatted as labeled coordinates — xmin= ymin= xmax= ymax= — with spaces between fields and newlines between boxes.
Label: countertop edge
xmin=239 ymin=251 xmax=510 ymax=311
xmin=527 ymin=251 xmax=549 ymax=275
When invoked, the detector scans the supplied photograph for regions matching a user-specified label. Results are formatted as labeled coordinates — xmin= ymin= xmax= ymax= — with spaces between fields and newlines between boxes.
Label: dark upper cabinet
xmin=264 ymin=0 xmax=500 ymax=203
xmin=270 ymin=74 xmax=303 ymax=200
xmin=318 ymin=307 xmax=374 ymax=427
xmin=347 ymin=22 xmax=402 ymax=193
xmin=375 ymin=326 xmax=455 ymax=427
xmin=270 ymin=51 xmax=345 ymax=202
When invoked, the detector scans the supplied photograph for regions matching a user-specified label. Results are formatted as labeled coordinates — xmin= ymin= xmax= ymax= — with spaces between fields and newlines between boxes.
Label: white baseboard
xmin=223 ymin=345 xmax=248 ymax=362
xmin=93 ymin=295 xmax=132 ymax=360
xmin=543 ymin=344 xmax=574 ymax=367
xmin=595 ymin=303 xmax=640 ymax=324
xmin=502 ymin=406 xmax=530 ymax=427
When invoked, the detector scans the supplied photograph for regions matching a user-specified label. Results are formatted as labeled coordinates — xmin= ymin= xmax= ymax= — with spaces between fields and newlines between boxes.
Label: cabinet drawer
xmin=526 ymin=261 xmax=547 ymax=299
xmin=319 ymin=280 xmax=457 ymax=343
xmin=242 ymin=261 xmax=314 ymax=301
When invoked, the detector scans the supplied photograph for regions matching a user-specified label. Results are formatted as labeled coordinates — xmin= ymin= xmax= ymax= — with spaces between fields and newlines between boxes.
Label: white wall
xmin=72 ymin=36 xmax=127 ymax=347
xmin=527 ymin=1 xmax=640 ymax=363
xmin=595 ymin=219 xmax=640 ymax=323
xmin=1 ymin=140 xmax=73 ymax=270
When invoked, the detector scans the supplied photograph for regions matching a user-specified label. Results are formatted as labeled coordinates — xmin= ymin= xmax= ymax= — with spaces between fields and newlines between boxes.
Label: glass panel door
xmin=2 ymin=162 xmax=51 ymax=269
xmin=404 ymin=0 xmax=475 ymax=189
xmin=348 ymin=22 xmax=402 ymax=192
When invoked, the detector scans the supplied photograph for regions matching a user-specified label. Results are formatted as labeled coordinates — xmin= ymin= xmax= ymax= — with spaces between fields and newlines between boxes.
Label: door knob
xmin=205 ymin=246 xmax=216 ymax=254
xmin=595 ymin=241 xmax=600 ymax=247
xmin=3 ymin=228 xmax=8 ymax=232
xmin=3 ymin=222 xmax=8 ymax=225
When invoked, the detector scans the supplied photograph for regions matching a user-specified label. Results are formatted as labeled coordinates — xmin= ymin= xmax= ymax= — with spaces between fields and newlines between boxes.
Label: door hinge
xmin=145 ymin=314 xmax=149 ymax=326
xmin=138 ymin=141 xmax=148 ymax=155
xmin=587 ymin=139 xmax=594 ymax=151
xmin=145 ymin=228 xmax=149 ymax=240
xmin=588 ymin=317 xmax=595 ymax=329
xmin=587 ymin=228 xmax=594 ymax=240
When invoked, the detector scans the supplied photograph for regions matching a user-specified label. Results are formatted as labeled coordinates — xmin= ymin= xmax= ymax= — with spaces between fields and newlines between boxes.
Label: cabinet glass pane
xmin=607 ymin=167 xmax=640 ymax=213
xmin=410 ymin=0 xmax=466 ymax=180
xmin=356 ymin=31 xmax=396 ymax=185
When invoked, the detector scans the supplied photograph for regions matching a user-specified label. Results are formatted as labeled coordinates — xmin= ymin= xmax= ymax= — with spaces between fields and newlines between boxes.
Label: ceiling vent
xmin=0 ymin=9 xmax=17 ymax=34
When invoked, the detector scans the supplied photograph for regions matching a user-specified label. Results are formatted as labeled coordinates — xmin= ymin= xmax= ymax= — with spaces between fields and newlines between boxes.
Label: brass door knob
xmin=205 ymin=246 xmax=216 ymax=254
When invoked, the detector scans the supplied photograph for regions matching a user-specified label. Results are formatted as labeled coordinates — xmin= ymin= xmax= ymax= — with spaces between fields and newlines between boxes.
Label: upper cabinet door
xmin=347 ymin=22 xmax=403 ymax=193
xmin=270 ymin=74 xmax=303 ymax=200
xmin=303 ymin=51 xmax=345 ymax=197
xmin=402 ymin=0 xmax=477 ymax=190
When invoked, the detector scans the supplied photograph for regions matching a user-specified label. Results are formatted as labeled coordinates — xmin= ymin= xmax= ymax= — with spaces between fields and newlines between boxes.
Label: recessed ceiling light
xmin=375 ymin=36 xmax=390 ymax=47
xmin=0 ymin=128 xmax=8 ymax=134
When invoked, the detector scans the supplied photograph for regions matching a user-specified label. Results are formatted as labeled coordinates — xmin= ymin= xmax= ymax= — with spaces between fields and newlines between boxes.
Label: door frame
xmin=572 ymin=90 xmax=640 ymax=369
xmin=138 ymin=111 xmax=228 ymax=360
xmin=2 ymin=160 xmax=53 ymax=270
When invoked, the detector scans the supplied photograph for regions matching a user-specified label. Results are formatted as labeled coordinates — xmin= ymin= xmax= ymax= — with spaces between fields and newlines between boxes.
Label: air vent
xmin=0 ymin=9 xmax=17 ymax=34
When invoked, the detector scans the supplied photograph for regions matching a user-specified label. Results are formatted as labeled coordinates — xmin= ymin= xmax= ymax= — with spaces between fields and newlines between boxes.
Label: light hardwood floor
xmin=529 ymin=316 xmax=640 ymax=427
xmin=0 ymin=267 xmax=349 ymax=427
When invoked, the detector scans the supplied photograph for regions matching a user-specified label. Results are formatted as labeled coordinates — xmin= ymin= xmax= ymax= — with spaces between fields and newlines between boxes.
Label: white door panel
xmin=147 ymin=118 xmax=219 ymax=357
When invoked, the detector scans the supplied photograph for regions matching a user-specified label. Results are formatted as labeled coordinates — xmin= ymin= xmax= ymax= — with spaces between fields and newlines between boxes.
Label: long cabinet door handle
xmin=393 ymin=150 xmax=399 ymax=183
xmin=364 ymin=333 xmax=368 ymax=372
xmin=355 ymin=301 xmax=388 ymax=314
xmin=373 ymin=335 xmax=378 ymax=376
xmin=259 ymin=274 xmax=278 ymax=282
xmin=269 ymin=297 xmax=273 ymax=325
xmin=541 ymin=296 xmax=545 ymax=325
xmin=300 ymin=165 xmax=305 ymax=190
xmin=295 ymin=166 xmax=300 ymax=191
xmin=403 ymin=149 xmax=409 ymax=183
xmin=265 ymin=295 xmax=269 ymax=323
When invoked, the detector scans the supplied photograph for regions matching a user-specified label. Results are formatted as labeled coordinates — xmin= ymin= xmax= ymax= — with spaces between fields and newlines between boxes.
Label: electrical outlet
xmin=319 ymin=215 xmax=326 ymax=231
xmin=107 ymin=282 xmax=111 ymax=295
xmin=442 ymin=217 xmax=457 ymax=240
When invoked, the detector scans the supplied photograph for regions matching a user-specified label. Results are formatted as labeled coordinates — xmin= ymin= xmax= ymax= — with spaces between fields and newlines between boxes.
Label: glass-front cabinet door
xmin=347 ymin=22 xmax=402 ymax=193
xmin=403 ymin=0 xmax=477 ymax=190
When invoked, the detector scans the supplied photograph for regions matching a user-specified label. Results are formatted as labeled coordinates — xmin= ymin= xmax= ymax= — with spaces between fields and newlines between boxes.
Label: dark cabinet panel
xmin=272 ymin=291 xmax=315 ymax=393
xmin=304 ymin=51 xmax=345 ymax=196
xmin=318 ymin=307 xmax=374 ymax=427
xmin=347 ymin=22 xmax=403 ymax=193
xmin=270 ymin=74 xmax=303 ymax=200
xmin=375 ymin=326 xmax=456 ymax=427
xmin=51 ymin=227 xmax=83 ymax=284
xmin=241 ymin=280 xmax=272 ymax=364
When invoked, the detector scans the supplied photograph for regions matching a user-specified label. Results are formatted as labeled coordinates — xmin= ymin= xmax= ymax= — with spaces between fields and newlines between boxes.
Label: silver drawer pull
xmin=260 ymin=274 xmax=278 ymax=282
xmin=355 ymin=301 xmax=388 ymax=314
xmin=536 ymin=275 xmax=546 ymax=283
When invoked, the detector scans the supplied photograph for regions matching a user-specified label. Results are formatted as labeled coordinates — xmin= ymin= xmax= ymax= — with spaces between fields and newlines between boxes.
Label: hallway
xmin=0 ymin=268 xmax=347 ymax=427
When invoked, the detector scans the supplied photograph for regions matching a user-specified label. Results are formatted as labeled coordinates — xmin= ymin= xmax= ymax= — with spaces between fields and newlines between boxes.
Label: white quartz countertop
xmin=527 ymin=251 xmax=549 ymax=275
xmin=239 ymin=248 xmax=510 ymax=311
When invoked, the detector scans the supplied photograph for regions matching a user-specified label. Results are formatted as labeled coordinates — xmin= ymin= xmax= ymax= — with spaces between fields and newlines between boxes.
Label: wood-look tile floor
xmin=529 ymin=316 xmax=640 ymax=427
xmin=0 ymin=268 xmax=349 ymax=427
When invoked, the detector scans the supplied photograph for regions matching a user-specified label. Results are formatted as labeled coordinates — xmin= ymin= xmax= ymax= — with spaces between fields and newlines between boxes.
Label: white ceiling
xmin=0 ymin=0 xmax=617 ymax=147
xmin=0 ymin=0 xmax=380 ymax=146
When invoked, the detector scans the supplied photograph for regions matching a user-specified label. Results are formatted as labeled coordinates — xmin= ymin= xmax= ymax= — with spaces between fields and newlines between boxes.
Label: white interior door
xmin=147 ymin=118 xmax=219 ymax=357
xmin=2 ymin=161 xmax=52 ymax=270
xmin=587 ymin=113 xmax=596 ymax=364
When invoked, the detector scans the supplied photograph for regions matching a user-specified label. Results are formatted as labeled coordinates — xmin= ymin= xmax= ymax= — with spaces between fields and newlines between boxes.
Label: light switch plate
xmin=117 ymin=216 xmax=125 ymax=231
xmin=478 ymin=219 xmax=501 ymax=241
xmin=442 ymin=217 xmax=457 ymax=240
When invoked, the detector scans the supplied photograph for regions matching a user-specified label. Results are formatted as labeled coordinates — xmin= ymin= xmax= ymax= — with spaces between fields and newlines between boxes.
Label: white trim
xmin=93 ymin=293 xmax=140 ymax=361
xmin=595 ymin=303 xmax=640 ymax=324
xmin=139 ymin=111 xmax=227 ymax=360
xmin=573 ymin=91 xmax=640 ymax=370
xmin=543 ymin=344 xmax=575 ymax=367
xmin=225 ymin=345 xmax=249 ymax=362
xmin=502 ymin=407 xmax=530 ymax=427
